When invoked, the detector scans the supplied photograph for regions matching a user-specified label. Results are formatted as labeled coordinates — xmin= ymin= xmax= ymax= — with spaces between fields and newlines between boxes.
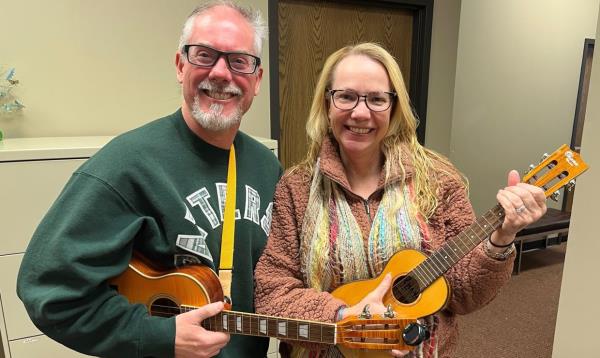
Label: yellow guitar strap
xmin=219 ymin=144 xmax=236 ymax=299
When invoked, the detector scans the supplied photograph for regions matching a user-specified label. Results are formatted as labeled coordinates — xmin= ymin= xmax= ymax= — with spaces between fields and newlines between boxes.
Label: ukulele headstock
xmin=523 ymin=145 xmax=588 ymax=200
xmin=336 ymin=316 xmax=416 ymax=351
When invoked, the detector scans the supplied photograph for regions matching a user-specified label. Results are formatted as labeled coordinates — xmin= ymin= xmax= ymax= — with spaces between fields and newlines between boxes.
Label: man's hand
xmin=175 ymin=301 xmax=230 ymax=358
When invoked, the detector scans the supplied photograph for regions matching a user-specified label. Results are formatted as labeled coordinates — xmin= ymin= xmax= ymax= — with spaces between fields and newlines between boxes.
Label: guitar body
xmin=333 ymin=249 xmax=449 ymax=358
xmin=111 ymin=254 xmax=416 ymax=356
xmin=333 ymin=249 xmax=450 ymax=319
xmin=110 ymin=254 xmax=226 ymax=313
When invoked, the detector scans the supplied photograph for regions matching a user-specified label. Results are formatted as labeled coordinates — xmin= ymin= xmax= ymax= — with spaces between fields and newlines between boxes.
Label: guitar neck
xmin=189 ymin=307 xmax=337 ymax=344
xmin=410 ymin=204 xmax=505 ymax=289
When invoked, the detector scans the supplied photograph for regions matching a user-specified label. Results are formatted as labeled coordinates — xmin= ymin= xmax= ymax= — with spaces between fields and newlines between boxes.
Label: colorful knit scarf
xmin=292 ymin=160 xmax=439 ymax=358
xmin=300 ymin=159 xmax=429 ymax=291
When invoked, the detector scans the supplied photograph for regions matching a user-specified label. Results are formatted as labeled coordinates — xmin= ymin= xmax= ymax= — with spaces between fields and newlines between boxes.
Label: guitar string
xmin=382 ymin=160 xmax=575 ymax=303
xmin=393 ymin=209 xmax=501 ymax=296
xmin=390 ymin=206 xmax=504 ymax=301
xmin=147 ymin=306 xmax=337 ymax=342
xmin=148 ymin=305 xmax=412 ymax=346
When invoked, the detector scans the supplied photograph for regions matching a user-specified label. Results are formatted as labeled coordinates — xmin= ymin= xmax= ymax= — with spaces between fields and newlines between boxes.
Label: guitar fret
xmin=287 ymin=320 xmax=298 ymax=340
xmin=474 ymin=220 xmax=488 ymax=236
xmin=438 ymin=249 xmax=452 ymax=269
xmin=412 ymin=268 xmax=428 ymax=289
xmin=195 ymin=308 xmax=345 ymax=345
xmin=415 ymin=205 xmax=510 ymax=288
xmin=429 ymin=252 xmax=444 ymax=274
xmin=439 ymin=245 xmax=455 ymax=264
xmin=459 ymin=236 xmax=469 ymax=252
xmin=444 ymin=242 xmax=461 ymax=261
xmin=466 ymin=228 xmax=479 ymax=245
xmin=419 ymin=260 xmax=436 ymax=283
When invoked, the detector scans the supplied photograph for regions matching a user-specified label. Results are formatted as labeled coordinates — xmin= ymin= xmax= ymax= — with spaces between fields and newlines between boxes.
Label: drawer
xmin=0 ymin=159 xmax=86 ymax=255
xmin=8 ymin=335 xmax=90 ymax=358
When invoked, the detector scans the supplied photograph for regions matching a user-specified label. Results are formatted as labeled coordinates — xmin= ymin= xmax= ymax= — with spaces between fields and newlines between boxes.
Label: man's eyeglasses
xmin=183 ymin=44 xmax=261 ymax=75
xmin=327 ymin=89 xmax=397 ymax=112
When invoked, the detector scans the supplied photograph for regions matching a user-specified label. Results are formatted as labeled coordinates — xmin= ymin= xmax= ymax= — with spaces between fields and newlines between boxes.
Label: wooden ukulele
xmin=331 ymin=144 xmax=588 ymax=352
xmin=110 ymin=253 xmax=418 ymax=356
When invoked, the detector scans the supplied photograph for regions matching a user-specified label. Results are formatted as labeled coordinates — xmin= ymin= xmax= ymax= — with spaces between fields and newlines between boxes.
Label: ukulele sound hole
xmin=392 ymin=275 xmax=421 ymax=304
xmin=150 ymin=297 xmax=180 ymax=318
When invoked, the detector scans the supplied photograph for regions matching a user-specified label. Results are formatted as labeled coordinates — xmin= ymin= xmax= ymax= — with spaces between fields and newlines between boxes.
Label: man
xmin=17 ymin=1 xmax=281 ymax=357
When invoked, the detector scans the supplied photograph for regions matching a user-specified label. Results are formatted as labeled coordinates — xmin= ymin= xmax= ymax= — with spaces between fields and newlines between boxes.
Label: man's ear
xmin=175 ymin=52 xmax=184 ymax=83
xmin=253 ymin=67 xmax=263 ymax=96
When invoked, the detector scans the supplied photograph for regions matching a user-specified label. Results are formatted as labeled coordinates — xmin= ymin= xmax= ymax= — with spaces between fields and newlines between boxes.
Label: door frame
xmin=267 ymin=0 xmax=434 ymax=144
xmin=563 ymin=38 xmax=594 ymax=212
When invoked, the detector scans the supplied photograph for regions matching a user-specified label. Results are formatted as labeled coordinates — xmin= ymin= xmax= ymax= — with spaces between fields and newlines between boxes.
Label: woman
xmin=254 ymin=43 xmax=546 ymax=358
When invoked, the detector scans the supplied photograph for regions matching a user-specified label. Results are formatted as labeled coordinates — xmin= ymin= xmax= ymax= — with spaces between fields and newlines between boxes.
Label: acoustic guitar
xmin=110 ymin=253 xmax=417 ymax=356
xmin=331 ymin=144 xmax=588 ymax=357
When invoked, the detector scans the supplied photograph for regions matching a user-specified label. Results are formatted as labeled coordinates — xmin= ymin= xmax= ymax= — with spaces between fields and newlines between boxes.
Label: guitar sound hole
xmin=392 ymin=275 xmax=421 ymax=304
xmin=150 ymin=297 xmax=180 ymax=318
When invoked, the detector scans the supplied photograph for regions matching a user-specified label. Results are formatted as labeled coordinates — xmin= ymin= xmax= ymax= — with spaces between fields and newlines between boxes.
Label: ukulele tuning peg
xmin=359 ymin=304 xmax=372 ymax=319
xmin=525 ymin=164 xmax=535 ymax=175
xmin=550 ymin=191 xmax=561 ymax=202
xmin=567 ymin=180 xmax=576 ymax=191
xmin=540 ymin=153 xmax=550 ymax=163
xmin=383 ymin=304 xmax=396 ymax=318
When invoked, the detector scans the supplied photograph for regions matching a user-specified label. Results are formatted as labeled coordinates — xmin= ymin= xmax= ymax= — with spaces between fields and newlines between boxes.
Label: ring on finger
xmin=515 ymin=205 xmax=527 ymax=214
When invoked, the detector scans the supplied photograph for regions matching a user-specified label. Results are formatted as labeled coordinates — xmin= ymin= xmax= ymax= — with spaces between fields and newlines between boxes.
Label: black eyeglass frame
xmin=326 ymin=89 xmax=398 ymax=112
xmin=182 ymin=44 xmax=261 ymax=75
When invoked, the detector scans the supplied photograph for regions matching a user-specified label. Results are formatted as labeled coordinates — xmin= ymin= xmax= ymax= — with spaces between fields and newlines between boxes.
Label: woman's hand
xmin=390 ymin=349 xmax=410 ymax=357
xmin=341 ymin=274 xmax=411 ymax=357
xmin=492 ymin=169 xmax=547 ymax=246
xmin=341 ymin=273 xmax=393 ymax=319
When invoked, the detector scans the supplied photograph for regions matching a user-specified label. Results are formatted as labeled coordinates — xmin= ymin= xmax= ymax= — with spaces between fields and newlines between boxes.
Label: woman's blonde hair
xmin=298 ymin=42 xmax=464 ymax=219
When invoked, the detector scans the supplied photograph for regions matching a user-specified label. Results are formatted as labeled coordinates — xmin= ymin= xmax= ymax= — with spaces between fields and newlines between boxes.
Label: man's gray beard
xmin=191 ymin=96 xmax=243 ymax=131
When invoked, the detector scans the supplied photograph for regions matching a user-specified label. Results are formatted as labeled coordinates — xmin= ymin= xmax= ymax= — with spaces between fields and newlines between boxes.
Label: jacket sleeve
xmin=16 ymin=173 xmax=175 ymax=358
xmin=437 ymin=176 xmax=515 ymax=315
xmin=254 ymin=176 xmax=346 ymax=324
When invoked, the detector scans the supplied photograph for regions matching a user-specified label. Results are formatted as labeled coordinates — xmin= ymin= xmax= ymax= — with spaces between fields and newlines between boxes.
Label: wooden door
xmin=270 ymin=0 xmax=433 ymax=169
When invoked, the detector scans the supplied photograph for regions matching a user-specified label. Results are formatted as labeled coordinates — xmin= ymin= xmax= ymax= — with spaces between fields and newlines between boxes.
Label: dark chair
xmin=513 ymin=208 xmax=571 ymax=274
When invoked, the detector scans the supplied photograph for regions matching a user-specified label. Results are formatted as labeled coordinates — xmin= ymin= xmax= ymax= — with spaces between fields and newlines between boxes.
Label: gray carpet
xmin=455 ymin=244 xmax=566 ymax=358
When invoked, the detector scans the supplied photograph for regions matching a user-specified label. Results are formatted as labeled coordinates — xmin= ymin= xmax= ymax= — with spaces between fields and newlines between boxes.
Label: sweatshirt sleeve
xmin=437 ymin=176 xmax=515 ymax=315
xmin=16 ymin=172 xmax=175 ymax=357
xmin=254 ymin=176 xmax=346 ymax=324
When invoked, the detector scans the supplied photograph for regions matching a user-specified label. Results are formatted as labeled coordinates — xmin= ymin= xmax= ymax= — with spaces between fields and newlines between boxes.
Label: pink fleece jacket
xmin=254 ymin=137 xmax=514 ymax=357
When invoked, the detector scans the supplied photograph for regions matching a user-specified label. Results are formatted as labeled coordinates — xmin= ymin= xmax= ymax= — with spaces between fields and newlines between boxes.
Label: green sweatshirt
xmin=17 ymin=109 xmax=282 ymax=357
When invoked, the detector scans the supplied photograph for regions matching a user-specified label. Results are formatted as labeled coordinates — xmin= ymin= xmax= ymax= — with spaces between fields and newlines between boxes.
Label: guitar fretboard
xmin=408 ymin=205 xmax=505 ymax=290
xmin=181 ymin=307 xmax=337 ymax=344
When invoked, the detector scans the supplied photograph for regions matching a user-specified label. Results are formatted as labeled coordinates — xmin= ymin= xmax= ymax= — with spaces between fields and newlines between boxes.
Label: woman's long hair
xmin=297 ymin=42 xmax=465 ymax=219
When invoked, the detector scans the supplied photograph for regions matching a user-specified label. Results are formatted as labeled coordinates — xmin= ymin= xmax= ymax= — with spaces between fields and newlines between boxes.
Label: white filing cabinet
xmin=0 ymin=136 xmax=112 ymax=358
xmin=0 ymin=135 xmax=279 ymax=358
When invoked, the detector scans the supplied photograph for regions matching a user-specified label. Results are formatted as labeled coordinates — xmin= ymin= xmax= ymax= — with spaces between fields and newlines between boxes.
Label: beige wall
xmin=0 ymin=0 xmax=270 ymax=140
xmin=553 ymin=4 xmax=600 ymax=356
xmin=425 ymin=0 xmax=461 ymax=156
xmin=448 ymin=0 xmax=599 ymax=214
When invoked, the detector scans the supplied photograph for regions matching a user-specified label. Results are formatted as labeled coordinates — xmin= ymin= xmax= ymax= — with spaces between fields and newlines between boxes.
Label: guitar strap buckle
xmin=219 ymin=269 xmax=233 ymax=300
